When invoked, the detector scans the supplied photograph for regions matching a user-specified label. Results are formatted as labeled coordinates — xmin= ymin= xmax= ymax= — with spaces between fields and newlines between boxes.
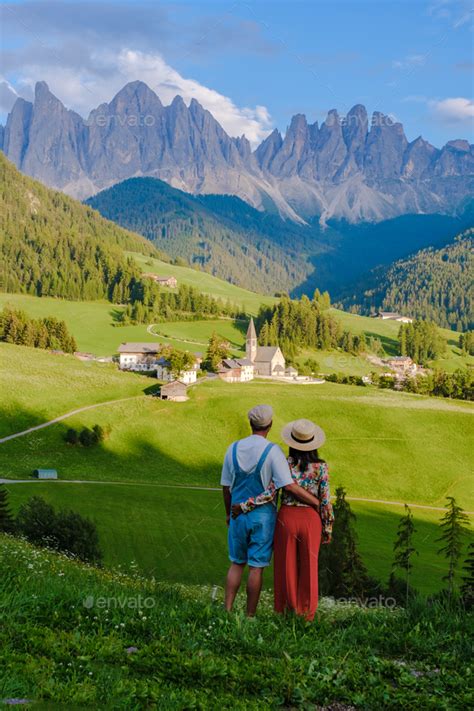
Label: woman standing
xmin=274 ymin=418 xmax=334 ymax=621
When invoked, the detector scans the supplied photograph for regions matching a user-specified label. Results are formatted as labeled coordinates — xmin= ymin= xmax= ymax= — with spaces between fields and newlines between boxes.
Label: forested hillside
xmin=87 ymin=177 xmax=473 ymax=298
xmin=86 ymin=177 xmax=314 ymax=294
xmin=0 ymin=154 xmax=159 ymax=302
xmin=337 ymin=229 xmax=474 ymax=331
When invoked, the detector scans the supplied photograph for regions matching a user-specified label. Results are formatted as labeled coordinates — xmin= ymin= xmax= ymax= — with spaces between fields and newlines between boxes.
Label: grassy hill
xmin=128 ymin=251 xmax=277 ymax=315
xmin=1 ymin=344 xmax=472 ymax=595
xmin=336 ymin=229 xmax=474 ymax=331
xmin=2 ymin=535 xmax=471 ymax=709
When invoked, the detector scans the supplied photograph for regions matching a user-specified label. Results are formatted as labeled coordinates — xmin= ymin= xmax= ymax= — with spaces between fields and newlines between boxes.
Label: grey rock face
xmin=2 ymin=80 xmax=473 ymax=222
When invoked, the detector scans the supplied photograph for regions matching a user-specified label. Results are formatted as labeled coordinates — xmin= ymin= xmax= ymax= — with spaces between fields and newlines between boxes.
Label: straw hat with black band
xmin=281 ymin=418 xmax=326 ymax=452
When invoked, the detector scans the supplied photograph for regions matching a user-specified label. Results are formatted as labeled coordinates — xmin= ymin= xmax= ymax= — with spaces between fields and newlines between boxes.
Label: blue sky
xmin=1 ymin=0 xmax=473 ymax=147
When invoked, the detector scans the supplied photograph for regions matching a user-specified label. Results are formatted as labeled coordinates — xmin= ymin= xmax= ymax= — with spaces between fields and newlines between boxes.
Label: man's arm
xmin=283 ymin=483 xmax=319 ymax=509
xmin=222 ymin=486 xmax=231 ymax=526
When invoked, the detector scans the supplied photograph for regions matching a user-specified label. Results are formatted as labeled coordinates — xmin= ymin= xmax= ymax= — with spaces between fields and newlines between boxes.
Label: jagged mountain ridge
xmin=1 ymin=80 xmax=473 ymax=223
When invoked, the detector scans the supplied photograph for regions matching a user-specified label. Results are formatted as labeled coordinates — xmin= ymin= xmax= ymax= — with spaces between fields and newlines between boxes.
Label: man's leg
xmin=225 ymin=562 xmax=246 ymax=611
xmin=246 ymin=566 xmax=264 ymax=616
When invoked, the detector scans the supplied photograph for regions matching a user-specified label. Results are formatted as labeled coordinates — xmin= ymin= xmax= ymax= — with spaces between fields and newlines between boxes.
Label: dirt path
xmin=1 ymin=478 xmax=472 ymax=515
xmin=0 ymin=395 xmax=145 ymax=444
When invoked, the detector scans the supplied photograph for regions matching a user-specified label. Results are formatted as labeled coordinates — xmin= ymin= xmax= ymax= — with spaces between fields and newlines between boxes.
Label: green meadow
xmin=0 ymin=343 xmax=152 ymax=437
xmin=1 ymin=291 xmax=471 ymax=374
xmin=1 ymin=344 xmax=473 ymax=595
xmin=331 ymin=307 xmax=474 ymax=371
xmin=2 ymin=535 xmax=471 ymax=708
xmin=4 ymin=483 xmax=459 ymax=595
xmin=128 ymin=251 xmax=277 ymax=315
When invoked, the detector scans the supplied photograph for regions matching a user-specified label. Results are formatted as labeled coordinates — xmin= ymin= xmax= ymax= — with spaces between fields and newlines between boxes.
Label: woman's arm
xmin=233 ymin=479 xmax=320 ymax=518
xmin=232 ymin=482 xmax=276 ymax=517
xmin=318 ymin=463 xmax=334 ymax=543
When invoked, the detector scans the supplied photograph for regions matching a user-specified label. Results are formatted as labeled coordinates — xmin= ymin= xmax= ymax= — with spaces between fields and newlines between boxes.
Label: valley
xmin=1 ymin=343 xmax=472 ymax=596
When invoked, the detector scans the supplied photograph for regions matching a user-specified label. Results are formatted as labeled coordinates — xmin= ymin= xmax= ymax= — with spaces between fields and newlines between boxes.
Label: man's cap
xmin=248 ymin=404 xmax=273 ymax=428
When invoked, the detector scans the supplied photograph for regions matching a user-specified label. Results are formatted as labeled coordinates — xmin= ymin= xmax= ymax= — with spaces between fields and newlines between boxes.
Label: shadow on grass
xmin=363 ymin=330 xmax=399 ymax=357
xmin=2 ymin=402 xmax=467 ymax=595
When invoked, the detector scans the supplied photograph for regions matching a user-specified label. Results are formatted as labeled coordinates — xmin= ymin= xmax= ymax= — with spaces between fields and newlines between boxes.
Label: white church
xmin=218 ymin=318 xmax=297 ymax=382
xmin=246 ymin=318 xmax=295 ymax=377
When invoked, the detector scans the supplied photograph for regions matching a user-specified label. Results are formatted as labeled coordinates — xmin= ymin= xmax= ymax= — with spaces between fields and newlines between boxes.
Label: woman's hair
xmin=288 ymin=447 xmax=325 ymax=473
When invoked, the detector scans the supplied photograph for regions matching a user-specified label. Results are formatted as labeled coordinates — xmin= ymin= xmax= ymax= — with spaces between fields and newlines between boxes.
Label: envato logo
xmin=325 ymin=111 xmax=399 ymax=129
xmin=84 ymin=113 xmax=156 ymax=129
xmin=83 ymin=594 xmax=156 ymax=610
xmin=336 ymin=595 xmax=397 ymax=609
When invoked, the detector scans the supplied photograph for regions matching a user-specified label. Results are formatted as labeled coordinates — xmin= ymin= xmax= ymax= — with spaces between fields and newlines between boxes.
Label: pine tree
xmin=0 ymin=485 xmax=15 ymax=533
xmin=204 ymin=332 xmax=230 ymax=372
xmin=391 ymin=504 xmax=418 ymax=603
xmin=436 ymin=497 xmax=471 ymax=596
xmin=324 ymin=487 xmax=370 ymax=599
xmin=460 ymin=542 xmax=474 ymax=610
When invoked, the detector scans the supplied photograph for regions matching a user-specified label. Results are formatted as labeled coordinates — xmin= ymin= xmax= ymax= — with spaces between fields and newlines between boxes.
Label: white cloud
xmin=7 ymin=48 xmax=273 ymax=146
xmin=392 ymin=55 xmax=426 ymax=70
xmin=0 ymin=79 xmax=19 ymax=113
xmin=430 ymin=97 xmax=474 ymax=123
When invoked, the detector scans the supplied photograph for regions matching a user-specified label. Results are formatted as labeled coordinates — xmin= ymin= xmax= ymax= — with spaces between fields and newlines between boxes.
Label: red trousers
xmin=274 ymin=505 xmax=322 ymax=621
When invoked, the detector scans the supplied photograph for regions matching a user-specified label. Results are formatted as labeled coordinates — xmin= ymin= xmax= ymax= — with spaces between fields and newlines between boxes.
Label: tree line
xmin=337 ymin=229 xmax=473 ymax=332
xmin=1 ymin=152 xmax=158 ymax=304
xmin=0 ymin=306 xmax=78 ymax=353
xmin=0 ymin=487 xmax=102 ymax=564
xmin=319 ymin=489 xmax=473 ymax=608
xmin=255 ymin=291 xmax=367 ymax=360
xmin=326 ymin=369 xmax=473 ymax=402
xmin=398 ymin=320 xmax=446 ymax=365
xmin=118 ymin=282 xmax=243 ymax=325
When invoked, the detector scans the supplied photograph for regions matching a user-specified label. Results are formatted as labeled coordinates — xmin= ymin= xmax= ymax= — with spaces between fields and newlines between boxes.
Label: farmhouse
xmin=376 ymin=311 xmax=413 ymax=323
xmin=384 ymin=356 xmax=417 ymax=374
xmin=143 ymin=273 xmax=178 ymax=288
xmin=156 ymin=356 xmax=199 ymax=384
xmin=117 ymin=343 xmax=162 ymax=371
xmin=160 ymin=381 xmax=188 ymax=402
xmin=218 ymin=358 xmax=254 ymax=383
xmin=246 ymin=319 xmax=291 ymax=377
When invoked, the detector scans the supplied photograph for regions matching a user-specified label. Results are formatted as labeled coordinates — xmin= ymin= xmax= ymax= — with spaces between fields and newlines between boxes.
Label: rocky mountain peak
xmin=2 ymin=79 xmax=473 ymax=222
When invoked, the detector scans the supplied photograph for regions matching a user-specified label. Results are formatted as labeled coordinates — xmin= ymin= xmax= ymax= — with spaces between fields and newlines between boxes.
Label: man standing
xmin=221 ymin=404 xmax=320 ymax=616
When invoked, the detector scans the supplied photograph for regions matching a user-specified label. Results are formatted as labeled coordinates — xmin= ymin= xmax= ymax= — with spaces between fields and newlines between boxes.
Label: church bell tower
xmin=246 ymin=318 xmax=257 ymax=362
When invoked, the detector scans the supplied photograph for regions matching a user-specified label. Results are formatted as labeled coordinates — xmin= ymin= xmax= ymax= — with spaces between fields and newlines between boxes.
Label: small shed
xmin=160 ymin=381 xmax=188 ymax=402
xmin=34 ymin=469 xmax=58 ymax=479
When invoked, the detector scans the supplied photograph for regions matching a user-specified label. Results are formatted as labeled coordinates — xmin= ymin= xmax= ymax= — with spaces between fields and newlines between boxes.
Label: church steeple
xmin=246 ymin=318 xmax=257 ymax=362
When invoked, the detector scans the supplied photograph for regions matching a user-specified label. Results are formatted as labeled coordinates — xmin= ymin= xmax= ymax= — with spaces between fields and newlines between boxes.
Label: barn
xmin=160 ymin=381 xmax=188 ymax=402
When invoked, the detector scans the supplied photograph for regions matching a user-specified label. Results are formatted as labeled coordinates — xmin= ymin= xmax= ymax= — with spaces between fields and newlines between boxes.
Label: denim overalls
xmin=228 ymin=441 xmax=277 ymax=568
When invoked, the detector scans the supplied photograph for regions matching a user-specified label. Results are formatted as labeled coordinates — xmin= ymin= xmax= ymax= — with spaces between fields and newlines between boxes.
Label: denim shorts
xmin=228 ymin=505 xmax=277 ymax=568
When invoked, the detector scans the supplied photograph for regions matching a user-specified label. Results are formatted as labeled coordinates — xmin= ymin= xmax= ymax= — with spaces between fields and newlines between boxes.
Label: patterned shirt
xmin=239 ymin=458 xmax=334 ymax=542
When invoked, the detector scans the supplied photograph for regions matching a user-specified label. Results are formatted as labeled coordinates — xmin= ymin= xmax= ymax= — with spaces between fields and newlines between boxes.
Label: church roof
xmin=246 ymin=318 xmax=257 ymax=340
xmin=255 ymin=346 xmax=281 ymax=362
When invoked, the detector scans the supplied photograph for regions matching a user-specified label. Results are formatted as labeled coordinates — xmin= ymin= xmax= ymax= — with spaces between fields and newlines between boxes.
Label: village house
xmin=383 ymin=356 xmax=417 ymax=375
xmin=143 ymin=273 xmax=178 ymax=288
xmin=159 ymin=381 xmax=188 ymax=402
xmin=218 ymin=358 xmax=254 ymax=383
xmin=246 ymin=318 xmax=293 ymax=377
xmin=117 ymin=343 xmax=161 ymax=371
xmin=155 ymin=356 xmax=198 ymax=385
xmin=375 ymin=311 xmax=413 ymax=323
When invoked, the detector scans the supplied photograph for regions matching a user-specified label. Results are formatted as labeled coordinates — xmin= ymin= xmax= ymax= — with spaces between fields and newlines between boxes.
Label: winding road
xmin=0 ymin=395 xmax=145 ymax=445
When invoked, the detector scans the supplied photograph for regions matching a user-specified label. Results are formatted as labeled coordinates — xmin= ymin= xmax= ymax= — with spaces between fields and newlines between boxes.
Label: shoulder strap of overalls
xmin=254 ymin=442 xmax=275 ymax=477
xmin=232 ymin=442 xmax=242 ymax=475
